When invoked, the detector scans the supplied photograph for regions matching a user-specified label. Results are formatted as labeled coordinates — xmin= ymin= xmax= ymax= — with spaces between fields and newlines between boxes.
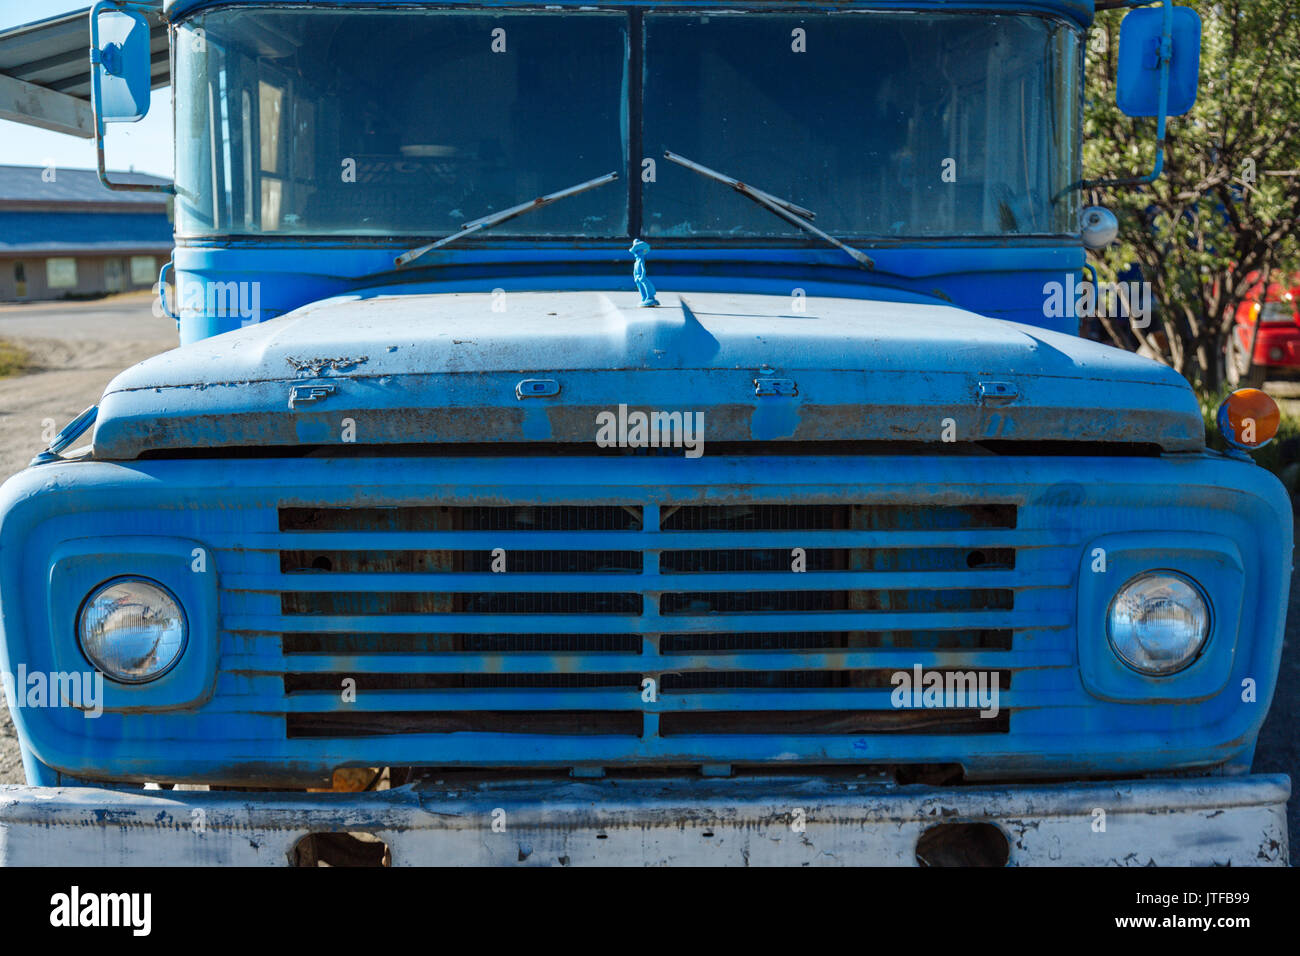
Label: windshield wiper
xmin=663 ymin=150 xmax=874 ymax=270
xmin=394 ymin=170 xmax=620 ymax=269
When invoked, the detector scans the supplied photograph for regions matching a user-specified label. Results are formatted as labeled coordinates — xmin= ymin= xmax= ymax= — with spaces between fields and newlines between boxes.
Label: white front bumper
xmin=0 ymin=774 xmax=1289 ymax=866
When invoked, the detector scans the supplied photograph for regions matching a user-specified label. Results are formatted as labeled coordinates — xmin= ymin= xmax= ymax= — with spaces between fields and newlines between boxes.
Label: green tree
xmin=1084 ymin=0 xmax=1300 ymax=389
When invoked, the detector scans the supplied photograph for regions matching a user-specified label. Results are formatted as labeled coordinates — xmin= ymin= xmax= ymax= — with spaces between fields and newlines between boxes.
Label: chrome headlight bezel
xmin=1106 ymin=569 xmax=1212 ymax=677
xmin=76 ymin=575 xmax=189 ymax=684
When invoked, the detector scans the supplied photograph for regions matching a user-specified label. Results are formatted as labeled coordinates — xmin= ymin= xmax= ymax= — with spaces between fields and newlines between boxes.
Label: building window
xmin=130 ymin=255 xmax=157 ymax=286
xmin=13 ymin=262 xmax=26 ymax=297
xmin=46 ymin=257 xmax=78 ymax=289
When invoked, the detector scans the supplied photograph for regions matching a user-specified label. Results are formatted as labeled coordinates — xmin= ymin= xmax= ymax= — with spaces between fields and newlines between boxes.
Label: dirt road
xmin=0 ymin=293 xmax=178 ymax=783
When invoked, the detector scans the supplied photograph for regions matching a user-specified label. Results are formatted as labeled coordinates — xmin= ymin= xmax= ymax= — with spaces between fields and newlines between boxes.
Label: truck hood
xmin=92 ymin=290 xmax=1204 ymax=458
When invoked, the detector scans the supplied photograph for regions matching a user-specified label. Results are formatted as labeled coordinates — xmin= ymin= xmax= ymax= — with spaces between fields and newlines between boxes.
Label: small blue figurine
xmin=630 ymin=238 xmax=659 ymax=307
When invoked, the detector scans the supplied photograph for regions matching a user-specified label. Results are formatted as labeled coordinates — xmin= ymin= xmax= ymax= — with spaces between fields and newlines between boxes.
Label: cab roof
xmin=163 ymin=1 xmax=1094 ymax=29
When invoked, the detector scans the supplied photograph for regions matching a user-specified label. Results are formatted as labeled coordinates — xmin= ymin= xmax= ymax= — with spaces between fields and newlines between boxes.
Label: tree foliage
xmin=1084 ymin=0 xmax=1300 ymax=388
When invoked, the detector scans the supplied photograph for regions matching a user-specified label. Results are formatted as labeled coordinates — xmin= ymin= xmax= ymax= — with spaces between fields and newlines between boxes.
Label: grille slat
xmin=226 ymin=609 xmax=1063 ymax=634
xmin=286 ymin=711 xmax=644 ymax=738
xmin=269 ymin=688 xmax=1039 ymax=713
xmin=229 ymin=568 xmax=1055 ymax=593
xmin=660 ymin=503 xmax=1016 ymax=531
xmin=223 ymin=528 xmax=1055 ymax=550
xmin=661 ymin=710 xmax=1010 ymax=736
xmin=281 ymin=505 xmax=643 ymax=533
xmin=224 ymin=649 xmax=1066 ymax=675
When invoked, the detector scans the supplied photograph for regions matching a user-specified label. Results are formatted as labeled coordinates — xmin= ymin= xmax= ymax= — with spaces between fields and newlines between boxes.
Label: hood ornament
xmin=630 ymin=238 xmax=659 ymax=308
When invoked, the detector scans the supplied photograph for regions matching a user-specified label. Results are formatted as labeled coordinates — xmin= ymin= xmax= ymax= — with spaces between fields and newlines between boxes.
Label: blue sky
xmin=0 ymin=1 xmax=174 ymax=177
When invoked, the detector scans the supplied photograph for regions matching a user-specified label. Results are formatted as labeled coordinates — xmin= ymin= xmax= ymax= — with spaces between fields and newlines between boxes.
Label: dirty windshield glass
xmin=174 ymin=10 xmax=628 ymax=236
xmin=643 ymin=12 xmax=1079 ymax=237
xmin=174 ymin=8 xmax=1078 ymax=240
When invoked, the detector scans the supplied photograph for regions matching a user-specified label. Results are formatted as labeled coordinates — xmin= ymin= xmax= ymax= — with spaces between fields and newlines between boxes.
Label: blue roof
xmin=0 ymin=210 xmax=173 ymax=254
xmin=0 ymin=165 xmax=171 ymax=206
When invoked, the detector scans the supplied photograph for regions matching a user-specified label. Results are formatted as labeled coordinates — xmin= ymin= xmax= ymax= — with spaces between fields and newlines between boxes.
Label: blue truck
xmin=0 ymin=0 xmax=1291 ymax=866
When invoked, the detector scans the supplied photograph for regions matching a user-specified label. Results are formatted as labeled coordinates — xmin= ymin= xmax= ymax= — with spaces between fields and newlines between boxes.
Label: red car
xmin=1227 ymin=272 xmax=1300 ymax=387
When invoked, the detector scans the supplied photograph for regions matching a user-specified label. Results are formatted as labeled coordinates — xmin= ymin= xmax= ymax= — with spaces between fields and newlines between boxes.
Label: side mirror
xmin=1116 ymin=5 xmax=1201 ymax=118
xmin=89 ymin=3 xmax=171 ymax=193
xmin=91 ymin=4 xmax=152 ymax=123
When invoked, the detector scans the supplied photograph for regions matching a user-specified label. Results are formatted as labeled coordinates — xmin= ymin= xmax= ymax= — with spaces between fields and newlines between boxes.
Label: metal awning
xmin=0 ymin=4 xmax=169 ymax=139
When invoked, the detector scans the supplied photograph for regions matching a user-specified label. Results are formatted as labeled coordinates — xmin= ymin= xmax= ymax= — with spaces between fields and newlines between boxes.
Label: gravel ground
xmin=0 ymin=296 xmax=1295 ymax=849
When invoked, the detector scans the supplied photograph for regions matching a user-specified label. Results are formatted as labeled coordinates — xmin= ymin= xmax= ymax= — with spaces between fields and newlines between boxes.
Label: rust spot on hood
xmin=286 ymin=356 xmax=370 ymax=375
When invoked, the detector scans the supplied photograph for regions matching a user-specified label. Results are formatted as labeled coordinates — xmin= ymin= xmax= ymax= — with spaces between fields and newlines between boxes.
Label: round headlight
xmin=77 ymin=577 xmax=187 ymax=683
xmin=1106 ymin=571 xmax=1210 ymax=675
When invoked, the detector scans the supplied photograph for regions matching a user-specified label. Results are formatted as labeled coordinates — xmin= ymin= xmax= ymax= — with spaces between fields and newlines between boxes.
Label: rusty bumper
xmin=0 ymin=773 xmax=1288 ymax=866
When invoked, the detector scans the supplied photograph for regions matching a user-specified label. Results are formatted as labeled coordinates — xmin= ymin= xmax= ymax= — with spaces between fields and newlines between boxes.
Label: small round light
xmin=1216 ymin=388 xmax=1280 ymax=450
xmin=1106 ymin=571 xmax=1210 ymax=676
xmin=77 ymin=577 xmax=187 ymax=683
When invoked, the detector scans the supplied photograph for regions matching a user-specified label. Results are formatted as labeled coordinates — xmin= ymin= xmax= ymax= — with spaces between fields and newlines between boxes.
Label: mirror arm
xmin=1073 ymin=0 xmax=1174 ymax=192
xmin=89 ymin=0 xmax=174 ymax=194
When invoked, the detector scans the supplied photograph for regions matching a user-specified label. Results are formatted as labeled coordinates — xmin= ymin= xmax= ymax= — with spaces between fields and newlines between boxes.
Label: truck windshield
xmin=175 ymin=10 xmax=629 ymax=237
xmin=174 ymin=7 xmax=1079 ymax=241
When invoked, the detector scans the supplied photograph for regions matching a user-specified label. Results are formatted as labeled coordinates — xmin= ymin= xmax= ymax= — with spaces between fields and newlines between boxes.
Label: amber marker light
xmin=1216 ymin=388 xmax=1281 ymax=451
